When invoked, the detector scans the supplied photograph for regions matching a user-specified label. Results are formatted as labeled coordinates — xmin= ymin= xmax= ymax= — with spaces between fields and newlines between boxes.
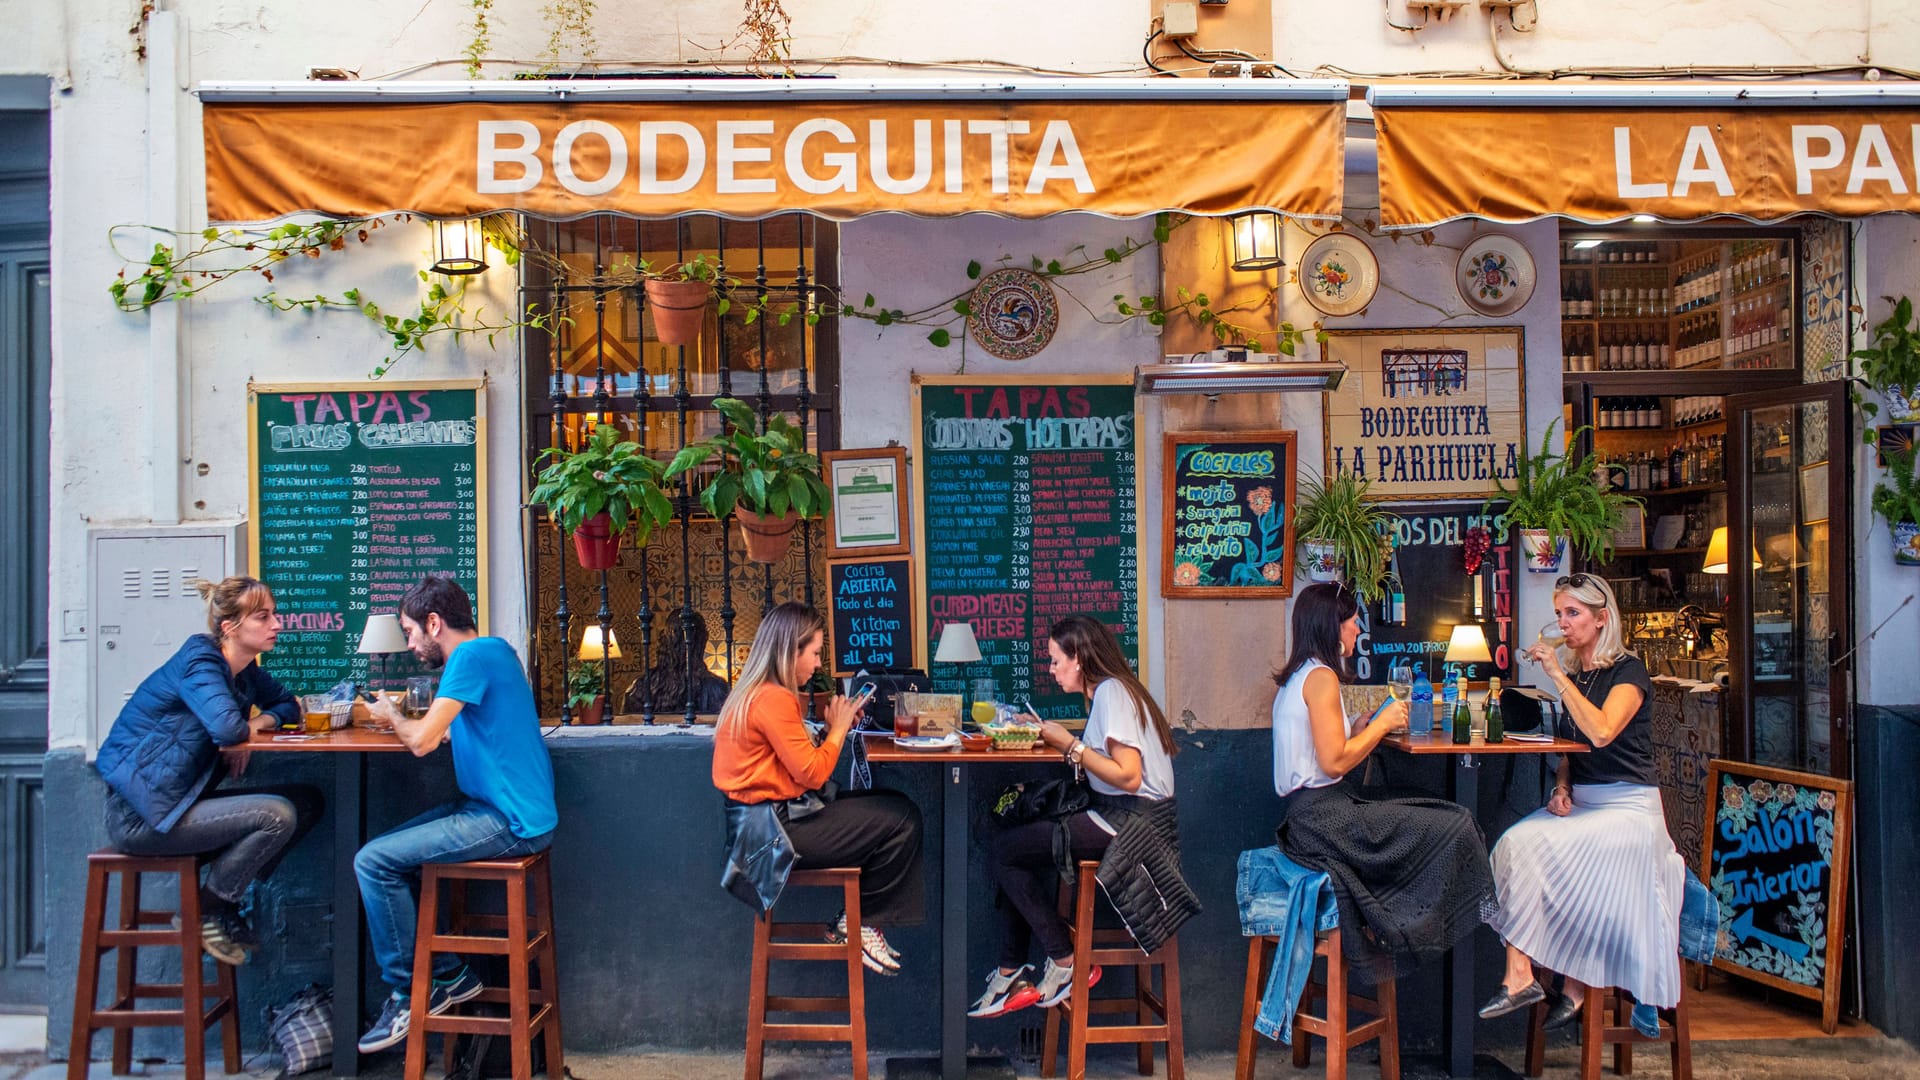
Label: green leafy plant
xmin=1851 ymin=296 xmax=1920 ymax=437
xmin=663 ymin=397 xmax=829 ymax=520
xmin=567 ymin=660 xmax=612 ymax=712
xmin=1294 ymin=471 xmax=1399 ymax=602
xmin=528 ymin=424 xmax=675 ymax=540
xmin=1483 ymin=421 xmax=1641 ymax=563
xmin=804 ymin=668 xmax=836 ymax=695
xmin=1871 ymin=447 xmax=1920 ymax=530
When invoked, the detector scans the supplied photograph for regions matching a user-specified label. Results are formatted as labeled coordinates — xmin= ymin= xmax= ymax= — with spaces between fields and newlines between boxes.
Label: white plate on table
xmin=892 ymin=734 xmax=960 ymax=752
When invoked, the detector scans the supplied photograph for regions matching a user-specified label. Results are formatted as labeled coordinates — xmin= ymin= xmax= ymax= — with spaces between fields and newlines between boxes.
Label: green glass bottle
xmin=1485 ymin=677 xmax=1504 ymax=744
xmin=1450 ymin=674 xmax=1472 ymax=745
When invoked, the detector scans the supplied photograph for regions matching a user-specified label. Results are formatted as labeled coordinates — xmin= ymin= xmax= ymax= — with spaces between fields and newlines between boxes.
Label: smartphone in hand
xmin=850 ymin=681 xmax=878 ymax=710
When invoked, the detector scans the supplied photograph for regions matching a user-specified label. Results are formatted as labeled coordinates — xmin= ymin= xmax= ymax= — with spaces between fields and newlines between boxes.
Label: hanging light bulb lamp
xmin=1227 ymin=209 xmax=1284 ymax=272
xmin=430 ymin=217 xmax=488 ymax=276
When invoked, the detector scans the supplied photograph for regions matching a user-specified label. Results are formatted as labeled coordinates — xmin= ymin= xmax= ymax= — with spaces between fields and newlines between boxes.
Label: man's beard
xmin=415 ymin=640 xmax=446 ymax=669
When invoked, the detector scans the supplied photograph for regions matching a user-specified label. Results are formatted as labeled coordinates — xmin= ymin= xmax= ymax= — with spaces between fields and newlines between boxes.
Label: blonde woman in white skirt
xmin=1477 ymin=574 xmax=1684 ymax=1039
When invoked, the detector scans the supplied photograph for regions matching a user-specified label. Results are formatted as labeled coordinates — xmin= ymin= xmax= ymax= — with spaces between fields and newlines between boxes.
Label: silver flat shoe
xmin=1477 ymin=980 xmax=1546 ymax=1019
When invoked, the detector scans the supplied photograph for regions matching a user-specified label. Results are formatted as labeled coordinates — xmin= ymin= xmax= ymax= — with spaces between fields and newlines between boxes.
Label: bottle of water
xmin=1409 ymin=664 xmax=1435 ymax=737
xmin=1440 ymin=663 xmax=1459 ymax=714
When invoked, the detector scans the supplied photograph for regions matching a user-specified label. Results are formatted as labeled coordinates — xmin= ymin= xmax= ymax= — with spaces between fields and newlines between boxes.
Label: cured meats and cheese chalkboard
xmin=248 ymin=381 xmax=487 ymax=694
xmin=912 ymin=375 xmax=1141 ymax=720
xmin=1703 ymin=760 xmax=1853 ymax=1033
xmin=1351 ymin=501 xmax=1514 ymax=686
xmin=1162 ymin=431 xmax=1296 ymax=598
xmin=829 ymin=556 xmax=916 ymax=676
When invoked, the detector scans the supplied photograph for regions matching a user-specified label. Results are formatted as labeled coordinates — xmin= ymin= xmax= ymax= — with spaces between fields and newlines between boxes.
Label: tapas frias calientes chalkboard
xmin=913 ymin=375 xmax=1140 ymax=720
xmin=829 ymin=556 xmax=915 ymax=676
xmin=1703 ymin=760 xmax=1853 ymax=1032
xmin=1162 ymin=430 xmax=1296 ymax=598
xmin=1351 ymin=501 xmax=1513 ymax=686
xmin=248 ymin=381 xmax=487 ymax=694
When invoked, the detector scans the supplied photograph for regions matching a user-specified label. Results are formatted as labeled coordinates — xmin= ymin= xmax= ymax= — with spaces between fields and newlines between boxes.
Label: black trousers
xmin=785 ymin=789 xmax=925 ymax=927
xmin=991 ymin=812 xmax=1113 ymax=968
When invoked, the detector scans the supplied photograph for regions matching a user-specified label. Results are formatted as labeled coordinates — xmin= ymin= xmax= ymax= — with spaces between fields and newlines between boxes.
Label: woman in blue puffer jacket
xmin=94 ymin=576 xmax=324 ymax=965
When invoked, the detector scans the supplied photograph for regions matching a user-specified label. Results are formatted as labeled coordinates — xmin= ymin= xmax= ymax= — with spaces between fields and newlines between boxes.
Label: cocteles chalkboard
xmin=1350 ymin=501 xmax=1514 ymax=686
xmin=1162 ymin=430 xmax=1296 ymax=598
xmin=911 ymin=375 xmax=1141 ymax=720
xmin=248 ymin=381 xmax=488 ymax=693
xmin=829 ymin=556 xmax=915 ymax=676
xmin=1702 ymin=759 xmax=1854 ymax=1033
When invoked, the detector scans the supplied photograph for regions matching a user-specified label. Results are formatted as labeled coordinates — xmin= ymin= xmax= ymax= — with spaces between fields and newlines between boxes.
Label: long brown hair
xmin=716 ymin=602 xmax=828 ymax=742
xmin=1048 ymin=614 xmax=1176 ymax=757
xmin=190 ymin=576 xmax=274 ymax=642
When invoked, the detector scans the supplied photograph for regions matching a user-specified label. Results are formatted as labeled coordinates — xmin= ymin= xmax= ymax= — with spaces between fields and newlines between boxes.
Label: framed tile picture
xmin=1322 ymin=327 xmax=1528 ymax=501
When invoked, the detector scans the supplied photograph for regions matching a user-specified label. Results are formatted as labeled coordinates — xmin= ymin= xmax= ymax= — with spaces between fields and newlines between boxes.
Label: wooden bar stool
xmin=403 ymin=850 xmax=563 ymax=1080
xmin=1233 ymin=928 xmax=1399 ymax=1080
xmin=1523 ymin=979 xmax=1692 ymax=1080
xmin=1040 ymin=860 xmax=1185 ymax=1080
xmin=68 ymin=851 xmax=241 ymax=1080
xmin=744 ymin=867 xmax=868 ymax=1080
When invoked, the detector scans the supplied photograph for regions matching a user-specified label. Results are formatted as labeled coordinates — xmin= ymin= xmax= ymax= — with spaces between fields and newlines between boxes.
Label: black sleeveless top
xmin=1557 ymin=654 xmax=1656 ymax=787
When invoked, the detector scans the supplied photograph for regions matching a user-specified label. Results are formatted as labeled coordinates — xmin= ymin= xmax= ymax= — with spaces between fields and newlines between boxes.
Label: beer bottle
xmin=1451 ymin=674 xmax=1472 ymax=745
xmin=1485 ymin=677 xmax=1504 ymax=744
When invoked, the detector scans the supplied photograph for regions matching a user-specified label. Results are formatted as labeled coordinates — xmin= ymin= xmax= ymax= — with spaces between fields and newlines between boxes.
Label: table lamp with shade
xmin=933 ymin=621 xmax=983 ymax=727
xmin=1702 ymin=526 xmax=1760 ymax=574
xmin=356 ymin=614 xmax=408 ymax=695
xmin=575 ymin=625 xmax=622 ymax=724
xmin=1444 ymin=623 xmax=1493 ymax=686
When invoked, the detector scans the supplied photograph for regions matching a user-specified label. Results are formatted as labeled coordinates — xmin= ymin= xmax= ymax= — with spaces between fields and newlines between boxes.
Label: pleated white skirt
xmin=1488 ymin=782 xmax=1685 ymax=1007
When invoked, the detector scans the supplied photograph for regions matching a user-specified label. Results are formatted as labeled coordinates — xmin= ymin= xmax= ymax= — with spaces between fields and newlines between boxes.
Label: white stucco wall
xmin=1852 ymin=216 xmax=1920 ymax=708
xmin=9 ymin=0 xmax=1920 ymax=749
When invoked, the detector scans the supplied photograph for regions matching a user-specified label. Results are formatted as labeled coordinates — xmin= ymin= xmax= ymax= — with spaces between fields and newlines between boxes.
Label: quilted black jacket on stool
xmin=1091 ymin=792 xmax=1199 ymax=955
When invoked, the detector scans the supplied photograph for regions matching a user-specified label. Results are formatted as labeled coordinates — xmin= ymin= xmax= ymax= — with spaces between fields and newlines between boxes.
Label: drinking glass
xmin=405 ymin=676 xmax=435 ymax=719
xmin=893 ymin=710 xmax=920 ymax=739
xmin=300 ymin=694 xmax=332 ymax=735
xmin=1387 ymin=661 xmax=1413 ymax=704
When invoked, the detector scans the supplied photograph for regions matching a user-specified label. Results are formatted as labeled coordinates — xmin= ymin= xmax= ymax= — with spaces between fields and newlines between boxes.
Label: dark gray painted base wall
xmin=43 ymin=722 xmax=1915 ymax=1060
xmin=1854 ymin=705 xmax=1920 ymax=1047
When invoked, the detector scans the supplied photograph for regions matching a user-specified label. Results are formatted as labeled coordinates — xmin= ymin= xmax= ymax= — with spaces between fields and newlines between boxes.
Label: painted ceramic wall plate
xmin=1456 ymin=233 xmax=1537 ymax=316
xmin=1297 ymin=233 xmax=1380 ymax=318
xmin=967 ymin=268 xmax=1059 ymax=360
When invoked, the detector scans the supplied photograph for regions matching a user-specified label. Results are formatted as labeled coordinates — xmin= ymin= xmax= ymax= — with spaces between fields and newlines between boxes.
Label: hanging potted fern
xmin=528 ymin=424 xmax=675 ymax=571
xmin=1484 ymin=421 xmax=1640 ymax=573
xmin=1872 ymin=447 xmax=1920 ymax=565
xmin=1294 ymin=471 xmax=1398 ymax=601
xmin=1852 ymin=296 xmax=1920 ymax=426
xmin=664 ymin=398 xmax=829 ymax=563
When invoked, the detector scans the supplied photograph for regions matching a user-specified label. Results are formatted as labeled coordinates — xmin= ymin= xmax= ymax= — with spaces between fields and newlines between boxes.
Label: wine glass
xmin=1387 ymin=660 xmax=1413 ymax=704
xmin=1530 ymin=620 xmax=1566 ymax=666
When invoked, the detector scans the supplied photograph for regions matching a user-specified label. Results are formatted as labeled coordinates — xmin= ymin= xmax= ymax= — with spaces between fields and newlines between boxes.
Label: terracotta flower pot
xmin=644 ymin=278 xmax=711 ymax=346
xmin=735 ymin=507 xmax=802 ymax=563
xmin=571 ymin=512 xmax=622 ymax=570
xmin=1519 ymin=529 xmax=1567 ymax=574
xmin=574 ymin=695 xmax=607 ymax=726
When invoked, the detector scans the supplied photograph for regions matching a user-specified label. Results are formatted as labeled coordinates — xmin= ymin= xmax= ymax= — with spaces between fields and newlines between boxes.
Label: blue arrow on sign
xmin=1731 ymin=908 xmax=1811 ymax=962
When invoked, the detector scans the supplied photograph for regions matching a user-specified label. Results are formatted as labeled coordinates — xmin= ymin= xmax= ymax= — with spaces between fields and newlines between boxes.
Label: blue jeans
xmin=354 ymin=800 xmax=553 ymax=993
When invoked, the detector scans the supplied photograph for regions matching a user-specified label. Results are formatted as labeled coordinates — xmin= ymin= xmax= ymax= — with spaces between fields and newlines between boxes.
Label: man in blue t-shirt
xmin=353 ymin=576 xmax=558 ymax=1054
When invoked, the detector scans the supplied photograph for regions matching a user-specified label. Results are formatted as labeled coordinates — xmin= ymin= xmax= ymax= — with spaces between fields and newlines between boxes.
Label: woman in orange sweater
xmin=712 ymin=602 xmax=924 ymax=973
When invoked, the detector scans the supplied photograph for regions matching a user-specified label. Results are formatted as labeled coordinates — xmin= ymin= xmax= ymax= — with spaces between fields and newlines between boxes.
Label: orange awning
xmin=1369 ymin=84 xmax=1920 ymax=228
xmin=201 ymin=79 xmax=1348 ymax=224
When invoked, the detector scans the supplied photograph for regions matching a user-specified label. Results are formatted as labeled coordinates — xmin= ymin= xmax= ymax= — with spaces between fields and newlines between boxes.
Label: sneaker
xmin=357 ymin=992 xmax=411 ymax=1054
xmin=429 ymin=965 xmax=485 ymax=1013
xmin=176 ymin=908 xmax=248 ymax=967
xmin=824 ymin=915 xmax=901 ymax=975
xmin=968 ymin=965 xmax=1039 ymax=1018
xmin=830 ymin=911 xmax=903 ymax=960
xmin=1034 ymin=957 xmax=1100 ymax=1009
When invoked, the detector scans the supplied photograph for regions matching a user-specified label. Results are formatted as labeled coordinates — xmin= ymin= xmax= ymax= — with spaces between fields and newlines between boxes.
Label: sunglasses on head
xmin=1554 ymin=573 xmax=1596 ymax=590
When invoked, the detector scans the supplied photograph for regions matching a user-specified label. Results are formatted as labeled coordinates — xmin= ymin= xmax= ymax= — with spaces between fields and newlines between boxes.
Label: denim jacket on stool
xmin=1237 ymin=846 xmax=1339 ymax=1044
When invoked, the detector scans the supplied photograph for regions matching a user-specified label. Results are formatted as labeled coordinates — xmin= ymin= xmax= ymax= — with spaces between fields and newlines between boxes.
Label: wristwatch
xmin=1065 ymin=739 xmax=1086 ymax=767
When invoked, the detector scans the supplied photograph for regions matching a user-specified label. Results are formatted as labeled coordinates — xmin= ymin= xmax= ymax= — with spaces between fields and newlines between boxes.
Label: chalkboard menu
xmin=829 ymin=556 xmax=915 ymax=676
xmin=1162 ymin=430 xmax=1296 ymax=598
xmin=1703 ymin=759 xmax=1853 ymax=1032
xmin=248 ymin=381 xmax=488 ymax=693
xmin=1351 ymin=501 xmax=1514 ymax=686
xmin=912 ymin=376 xmax=1140 ymax=720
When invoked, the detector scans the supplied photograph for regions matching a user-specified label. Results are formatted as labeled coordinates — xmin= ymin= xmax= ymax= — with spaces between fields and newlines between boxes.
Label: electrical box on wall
xmin=88 ymin=523 xmax=247 ymax=752
xmin=1161 ymin=2 xmax=1199 ymax=37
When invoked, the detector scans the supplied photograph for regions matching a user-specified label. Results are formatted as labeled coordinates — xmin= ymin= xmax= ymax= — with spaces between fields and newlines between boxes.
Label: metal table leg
xmin=941 ymin=763 xmax=967 ymax=1080
xmin=1444 ymin=753 xmax=1480 ymax=1079
xmin=332 ymin=754 xmax=367 ymax=1077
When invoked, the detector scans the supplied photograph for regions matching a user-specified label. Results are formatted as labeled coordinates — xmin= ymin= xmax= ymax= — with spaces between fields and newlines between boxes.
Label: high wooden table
xmin=230 ymin=727 xmax=411 ymax=1077
xmin=862 ymin=737 xmax=1061 ymax=1080
xmin=1379 ymin=730 xmax=1589 ymax=1079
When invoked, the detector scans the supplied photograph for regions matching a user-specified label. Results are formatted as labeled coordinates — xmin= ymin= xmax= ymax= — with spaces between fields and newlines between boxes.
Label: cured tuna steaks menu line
xmin=913 ymin=376 xmax=1140 ymax=720
xmin=248 ymin=381 xmax=488 ymax=693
